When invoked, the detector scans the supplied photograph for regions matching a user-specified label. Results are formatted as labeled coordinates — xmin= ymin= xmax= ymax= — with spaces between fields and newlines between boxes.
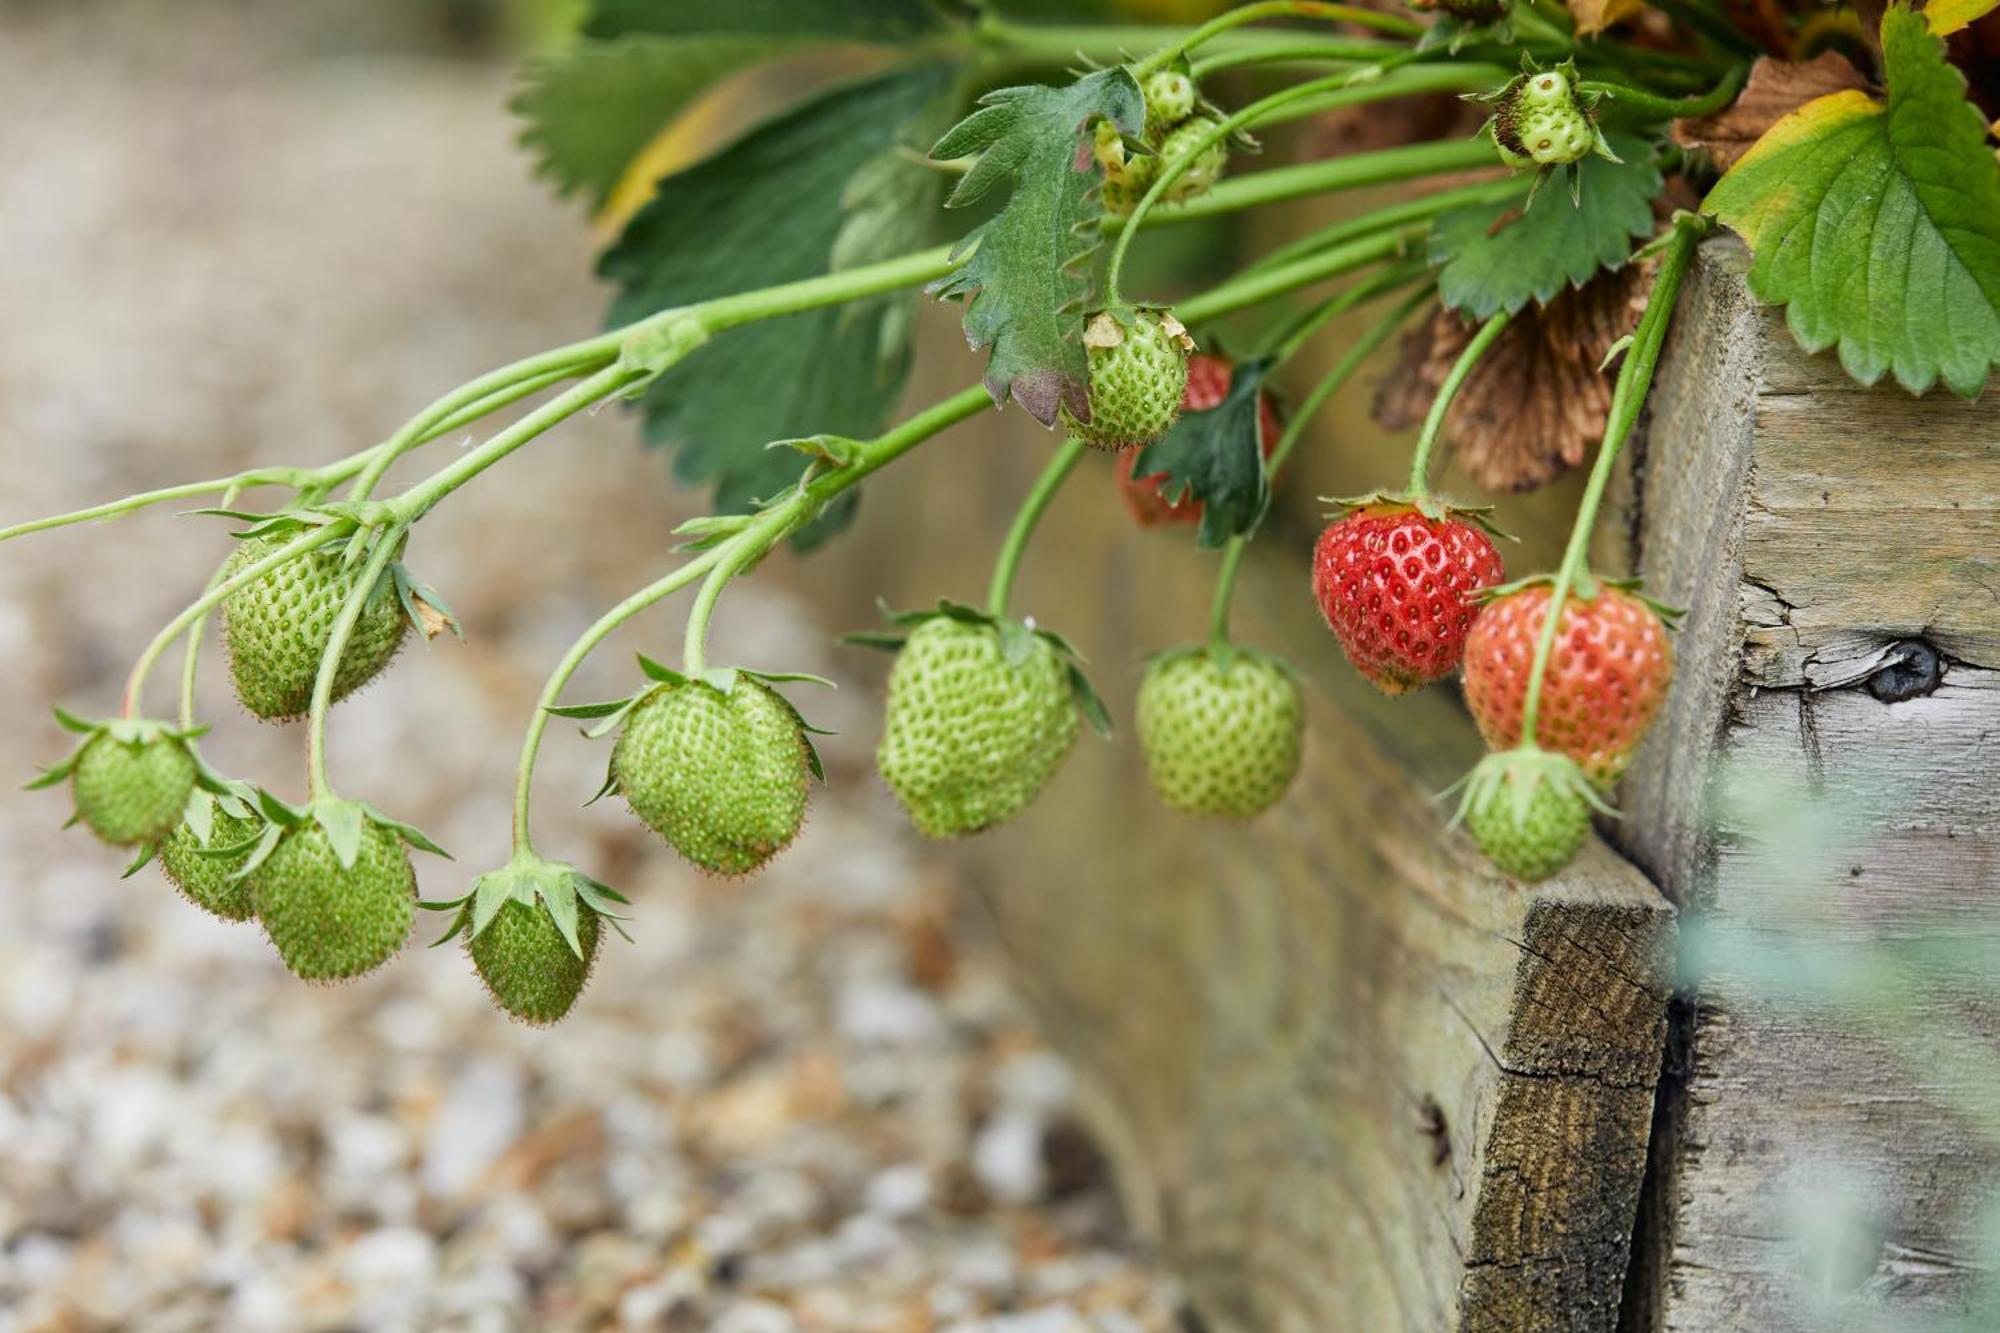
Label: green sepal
xmin=313 ymin=800 xmax=367 ymax=870
xmin=27 ymin=712 xmax=208 ymax=791
xmin=1445 ymin=745 xmax=1617 ymax=828
xmin=1317 ymin=491 xmax=1516 ymax=542
xmin=121 ymin=842 xmax=157 ymax=879
xmin=546 ymin=698 xmax=638 ymax=720
xmin=441 ymin=856 xmax=631 ymax=961
xmin=391 ymin=564 xmax=464 ymax=642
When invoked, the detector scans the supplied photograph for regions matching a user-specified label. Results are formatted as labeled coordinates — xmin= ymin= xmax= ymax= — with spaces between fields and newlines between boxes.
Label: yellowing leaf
xmin=1568 ymin=0 xmax=1645 ymax=36
xmin=1923 ymin=0 xmax=1998 ymax=34
xmin=1706 ymin=3 xmax=2000 ymax=395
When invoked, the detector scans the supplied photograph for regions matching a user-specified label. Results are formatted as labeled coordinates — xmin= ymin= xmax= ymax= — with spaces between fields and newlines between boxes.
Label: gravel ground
xmin=0 ymin=10 xmax=1180 ymax=1331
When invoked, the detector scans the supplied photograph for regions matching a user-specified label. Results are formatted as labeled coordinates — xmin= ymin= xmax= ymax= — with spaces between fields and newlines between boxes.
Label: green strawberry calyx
xmin=231 ymin=792 xmax=451 ymax=882
xmin=1472 ymin=571 xmax=1685 ymax=626
xmin=1466 ymin=58 xmax=1617 ymax=206
xmin=1445 ymin=746 xmax=1615 ymax=832
xmin=422 ymin=854 xmax=631 ymax=957
xmin=27 ymin=709 xmax=234 ymax=863
xmin=196 ymin=514 xmax=461 ymax=643
xmin=1145 ymin=639 xmax=1296 ymax=682
xmin=553 ymin=654 xmax=835 ymax=804
xmin=843 ymin=600 xmax=1113 ymax=738
xmin=1318 ymin=490 xmax=1515 ymax=540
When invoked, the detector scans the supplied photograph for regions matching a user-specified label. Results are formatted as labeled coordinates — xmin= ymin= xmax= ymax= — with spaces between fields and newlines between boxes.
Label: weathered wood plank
xmin=1615 ymin=238 xmax=2000 ymax=1331
xmin=800 ymin=355 xmax=1675 ymax=1331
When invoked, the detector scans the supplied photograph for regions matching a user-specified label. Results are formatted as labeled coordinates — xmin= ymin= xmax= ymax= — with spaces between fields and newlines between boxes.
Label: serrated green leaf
xmin=1429 ymin=133 xmax=1662 ymax=319
xmin=928 ymin=69 xmax=1146 ymax=426
xmin=602 ymin=62 xmax=959 ymax=552
xmin=1129 ymin=357 xmax=1276 ymax=549
xmin=1704 ymin=4 xmax=2000 ymax=395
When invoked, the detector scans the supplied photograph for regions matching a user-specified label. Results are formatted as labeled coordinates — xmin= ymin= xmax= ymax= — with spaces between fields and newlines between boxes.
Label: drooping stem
xmin=511 ymin=387 xmax=994 ymax=855
xmin=1260 ymin=260 xmax=1430 ymax=361
xmin=1208 ymin=285 xmax=1434 ymax=649
xmin=1104 ymin=67 xmax=1502 ymax=304
xmin=987 ymin=436 xmax=1088 ymax=619
xmin=1178 ymin=227 xmax=1423 ymax=324
xmin=1407 ymin=310 xmax=1510 ymax=500
xmin=1517 ymin=216 xmax=1706 ymax=745
xmin=397 ymin=365 xmax=639 ymax=521
xmin=1242 ymin=176 xmax=1525 ymax=281
xmin=177 ymin=484 xmax=243 ymax=730
xmin=682 ymin=532 xmax=774 ymax=678
xmin=1578 ymin=63 xmax=1750 ymax=121
xmin=1099 ymin=135 xmax=1502 ymax=236
xmin=304 ymin=525 xmax=407 ymax=801
xmin=1130 ymin=0 xmax=1421 ymax=76
xmin=123 ymin=524 xmax=348 ymax=719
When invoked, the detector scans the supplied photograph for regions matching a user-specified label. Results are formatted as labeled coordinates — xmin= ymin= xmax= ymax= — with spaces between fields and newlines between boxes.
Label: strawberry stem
xmin=177 ymin=484 xmax=243 ymax=732
xmin=1517 ymin=213 xmax=1708 ymax=745
xmin=305 ymin=524 xmax=407 ymax=801
xmin=1103 ymin=67 xmax=1504 ymax=308
xmin=1208 ymin=284 xmax=1432 ymax=649
xmin=511 ymin=387 xmax=994 ymax=857
xmin=1576 ymin=63 xmax=1749 ymax=121
xmin=122 ymin=523 xmax=348 ymax=720
xmin=1407 ymin=309 xmax=1511 ymax=502
xmin=1128 ymin=0 xmax=1420 ymax=78
xmin=988 ymin=436 xmax=1088 ymax=620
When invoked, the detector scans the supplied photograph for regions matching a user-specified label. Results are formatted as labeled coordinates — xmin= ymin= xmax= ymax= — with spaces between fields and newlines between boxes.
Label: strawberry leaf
xmin=602 ymin=62 xmax=958 ymax=550
xmin=1429 ymin=133 xmax=1662 ymax=319
xmin=928 ymin=69 xmax=1147 ymax=426
xmin=1704 ymin=2 xmax=2000 ymax=395
xmin=1129 ymin=357 xmax=1276 ymax=549
xmin=519 ymin=1 xmax=952 ymax=207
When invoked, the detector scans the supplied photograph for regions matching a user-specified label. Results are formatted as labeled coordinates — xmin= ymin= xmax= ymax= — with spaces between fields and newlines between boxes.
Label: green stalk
xmin=511 ymin=387 xmax=993 ymax=856
xmin=1244 ymin=63 xmax=1510 ymax=130
xmin=1190 ymin=38 xmax=1404 ymax=77
xmin=304 ymin=525 xmax=407 ymax=800
xmin=1099 ymin=136 xmax=1501 ymax=235
xmin=1207 ymin=285 xmax=1433 ymax=649
xmin=1179 ymin=226 xmax=1420 ymax=324
xmin=1105 ymin=67 xmax=1502 ymax=302
xmin=1242 ymin=176 xmax=1524 ymax=280
xmin=1407 ymin=310 xmax=1510 ymax=501
xmin=1260 ymin=259 xmax=1429 ymax=365
xmin=1578 ymin=62 xmax=1750 ymax=121
xmin=1516 ymin=216 xmax=1706 ymax=746
xmin=1130 ymin=0 xmax=1421 ymax=76
xmin=177 ymin=485 xmax=243 ymax=730
xmin=987 ymin=436 xmax=1089 ymax=618
xmin=122 ymin=524 xmax=348 ymax=718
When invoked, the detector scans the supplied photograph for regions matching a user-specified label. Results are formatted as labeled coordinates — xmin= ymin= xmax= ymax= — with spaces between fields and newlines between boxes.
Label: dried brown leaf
xmin=1672 ymin=52 xmax=1871 ymax=171
xmin=1569 ymin=0 xmax=1646 ymax=37
xmin=1373 ymin=263 xmax=1654 ymax=493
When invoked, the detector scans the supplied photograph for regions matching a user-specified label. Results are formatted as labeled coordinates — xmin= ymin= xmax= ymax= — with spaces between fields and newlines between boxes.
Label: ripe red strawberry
xmin=1116 ymin=353 xmax=1282 ymax=526
xmin=1461 ymin=582 xmax=1674 ymax=788
xmin=1311 ymin=503 xmax=1506 ymax=695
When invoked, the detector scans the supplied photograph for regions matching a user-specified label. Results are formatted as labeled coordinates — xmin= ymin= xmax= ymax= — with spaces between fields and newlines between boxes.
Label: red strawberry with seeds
xmin=1311 ymin=502 xmax=1506 ymax=695
xmin=1116 ymin=353 xmax=1282 ymax=526
xmin=1461 ymin=582 xmax=1674 ymax=788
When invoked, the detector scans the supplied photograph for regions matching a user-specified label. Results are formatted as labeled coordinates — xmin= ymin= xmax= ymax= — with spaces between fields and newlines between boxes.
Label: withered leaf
xmin=1373 ymin=263 xmax=1653 ymax=493
xmin=1569 ymin=0 xmax=1645 ymax=37
xmin=1673 ymin=52 xmax=1871 ymax=171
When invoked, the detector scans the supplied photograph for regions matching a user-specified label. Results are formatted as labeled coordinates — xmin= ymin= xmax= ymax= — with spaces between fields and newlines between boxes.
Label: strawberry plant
xmin=7 ymin=0 xmax=1998 ymax=1016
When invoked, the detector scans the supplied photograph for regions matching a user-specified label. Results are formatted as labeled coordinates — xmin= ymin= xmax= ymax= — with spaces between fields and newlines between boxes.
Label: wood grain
xmin=1615 ymin=238 xmax=2000 ymax=1331
xmin=801 ymin=344 xmax=1675 ymax=1330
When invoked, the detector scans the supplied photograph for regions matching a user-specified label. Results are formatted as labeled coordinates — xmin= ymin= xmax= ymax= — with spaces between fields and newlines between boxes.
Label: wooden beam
xmin=804 ymin=361 xmax=1675 ymax=1329
xmin=1615 ymin=238 xmax=2000 ymax=1330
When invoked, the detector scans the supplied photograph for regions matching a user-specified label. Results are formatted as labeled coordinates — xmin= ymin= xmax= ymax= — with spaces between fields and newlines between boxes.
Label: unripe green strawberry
xmin=157 ymin=794 xmax=260 ymax=921
xmin=1155 ymin=114 xmax=1227 ymax=201
xmin=877 ymin=615 xmax=1083 ymax=839
xmin=220 ymin=536 xmax=409 ymax=721
xmin=1480 ymin=61 xmax=1611 ymax=171
xmin=70 ymin=728 xmax=198 ymax=846
xmin=1455 ymin=749 xmax=1600 ymax=883
xmin=611 ymin=678 xmax=810 ymax=876
xmin=470 ymin=898 xmax=600 ymax=1026
xmin=437 ymin=857 xmax=626 ymax=1025
xmin=1058 ymin=309 xmax=1192 ymax=450
xmin=251 ymin=815 xmax=416 ymax=982
xmin=1094 ymin=121 xmax=1158 ymax=218
xmin=1137 ymin=646 xmax=1303 ymax=819
xmin=1142 ymin=68 xmax=1197 ymax=133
